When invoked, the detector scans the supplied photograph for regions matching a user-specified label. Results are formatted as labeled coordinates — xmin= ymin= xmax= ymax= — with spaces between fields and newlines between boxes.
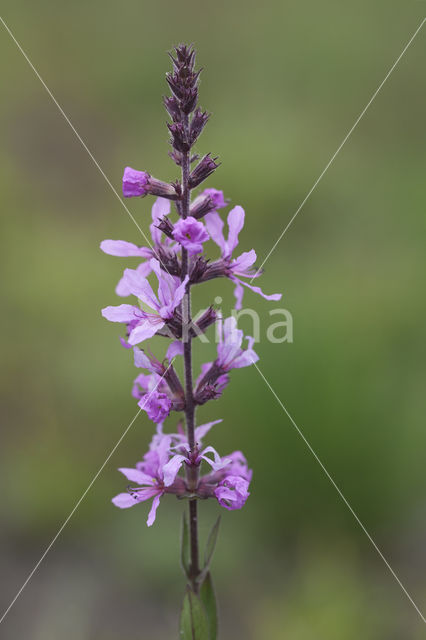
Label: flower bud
xmin=167 ymin=122 xmax=190 ymax=153
xmin=156 ymin=216 xmax=175 ymax=240
xmin=122 ymin=167 xmax=179 ymax=200
xmin=189 ymin=108 xmax=209 ymax=145
xmin=122 ymin=166 xmax=149 ymax=197
xmin=188 ymin=154 xmax=220 ymax=188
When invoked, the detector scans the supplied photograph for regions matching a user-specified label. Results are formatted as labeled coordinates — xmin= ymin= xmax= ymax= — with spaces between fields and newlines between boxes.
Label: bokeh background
xmin=1 ymin=1 xmax=425 ymax=638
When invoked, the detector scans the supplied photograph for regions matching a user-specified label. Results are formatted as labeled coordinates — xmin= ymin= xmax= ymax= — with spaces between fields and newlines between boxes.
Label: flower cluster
xmin=101 ymin=45 xmax=281 ymax=539
xmin=112 ymin=422 xmax=252 ymax=525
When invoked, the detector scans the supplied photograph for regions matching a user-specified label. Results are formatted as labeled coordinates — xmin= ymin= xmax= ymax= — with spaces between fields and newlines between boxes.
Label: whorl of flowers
xmin=101 ymin=44 xmax=282 ymax=636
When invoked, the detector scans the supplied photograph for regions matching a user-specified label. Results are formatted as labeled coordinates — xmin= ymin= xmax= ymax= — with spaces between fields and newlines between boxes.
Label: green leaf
xmin=204 ymin=516 xmax=221 ymax=570
xmin=199 ymin=572 xmax=217 ymax=640
xmin=181 ymin=512 xmax=190 ymax=578
xmin=180 ymin=588 xmax=209 ymax=640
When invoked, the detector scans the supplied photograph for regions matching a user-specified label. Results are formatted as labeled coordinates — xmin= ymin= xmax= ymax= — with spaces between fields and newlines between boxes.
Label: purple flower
xmin=162 ymin=442 xmax=232 ymax=487
xmin=100 ymin=198 xmax=179 ymax=300
xmin=132 ymin=342 xmax=185 ymax=423
xmin=142 ymin=391 xmax=172 ymax=423
xmin=112 ymin=434 xmax=182 ymax=526
xmin=133 ymin=377 xmax=172 ymax=423
xmin=214 ymin=475 xmax=250 ymax=510
xmin=202 ymin=188 xmax=226 ymax=210
xmin=205 ymin=206 xmax=282 ymax=309
xmin=101 ymin=258 xmax=189 ymax=346
xmin=122 ymin=166 xmax=150 ymax=197
xmin=200 ymin=449 xmax=252 ymax=510
xmin=172 ymin=216 xmax=209 ymax=255
xmin=216 ymin=316 xmax=258 ymax=371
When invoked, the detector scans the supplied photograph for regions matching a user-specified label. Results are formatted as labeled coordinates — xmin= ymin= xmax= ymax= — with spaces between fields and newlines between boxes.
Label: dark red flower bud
xmin=188 ymin=153 xmax=220 ymax=188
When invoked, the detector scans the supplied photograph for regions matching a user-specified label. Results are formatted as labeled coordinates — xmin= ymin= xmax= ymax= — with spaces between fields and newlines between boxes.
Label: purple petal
xmin=101 ymin=304 xmax=139 ymax=323
xmin=112 ymin=492 xmax=138 ymax=509
xmin=147 ymin=493 xmax=162 ymax=527
xmin=151 ymin=197 xmax=171 ymax=222
xmin=194 ymin=419 xmax=223 ymax=443
xmin=166 ymin=340 xmax=184 ymax=360
xmin=171 ymin=274 xmax=189 ymax=310
xmin=200 ymin=446 xmax=232 ymax=471
xmin=118 ymin=467 xmax=154 ymax=485
xmin=226 ymin=206 xmax=245 ymax=256
xmin=150 ymin=198 xmax=171 ymax=244
xmin=133 ymin=347 xmax=152 ymax=370
xmin=205 ymin=211 xmax=226 ymax=253
xmin=120 ymin=268 xmax=160 ymax=309
xmin=128 ymin=318 xmax=164 ymax=345
xmin=116 ymin=262 xmax=153 ymax=297
xmin=230 ymin=348 xmax=259 ymax=368
xmin=233 ymin=279 xmax=244 ymax=310
xmin=100 ymin=239 xmax=151 ymax=258
xmin=231 ymin=277 xmax=282 ymax=304
xmin=231 ymin=249 xmax=257 ymax=275
xmin=161 ymin=454 xmax=186 ymax=486
xmin=155 ymin=434 xmax=173 ymax=469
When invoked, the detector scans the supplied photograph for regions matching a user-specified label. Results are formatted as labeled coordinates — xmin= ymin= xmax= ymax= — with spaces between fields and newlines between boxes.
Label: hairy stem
xmin=181 ymin=114 xmax=200 ymax=591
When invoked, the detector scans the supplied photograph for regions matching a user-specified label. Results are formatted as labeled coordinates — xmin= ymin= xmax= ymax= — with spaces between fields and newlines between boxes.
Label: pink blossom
xmin=101 ymin=258 xmax=189 ymax=346
xmin=205 ymin=206 xmax=282 ymax=309
xmin=122 ymin=166 xmax=150 ymax=197
xmin=112 ymin=434 xmax=181 ymax=526
xmin=216 ymin=316 xmax=258 ymax=371
xmin=172 ymin=216 xmax=209 ymax=255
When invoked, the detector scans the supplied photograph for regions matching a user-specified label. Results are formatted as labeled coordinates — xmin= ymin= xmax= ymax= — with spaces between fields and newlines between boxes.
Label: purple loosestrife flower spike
xmin=101 ymin=43 xmax=283 ymax=623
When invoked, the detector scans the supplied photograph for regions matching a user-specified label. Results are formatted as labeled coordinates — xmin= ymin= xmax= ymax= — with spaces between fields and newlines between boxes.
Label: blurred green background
xmin=1 ymin=1 xmax=425 ymax=638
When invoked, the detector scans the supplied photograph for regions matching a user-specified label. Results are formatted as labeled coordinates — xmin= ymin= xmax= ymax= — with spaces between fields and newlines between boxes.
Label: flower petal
xmin=118 ymin=467 xmax=154 ymax=485
xmin=200 ymin=446 xmax=232 ymax=471
xmin=171 ymin=274 xmax=189 ymax=310
xmin=194 ymin=419 xmax=223 ymax=443
xmin=231 ymin=249 xmax=257 ymax=275
xmin=166 ymin=340 xmax=184 ymax=360
xmin=101 ymin=304 xmax=139 ymax=323
xmin=226 ymin=206 xmax=245 ymax=256
xmin=120 ymin=268 xmax=159 ymax=309
xmin=231 ymin=277 xmax=282 ymax=304
xmin=100 ymin=239 xmax=151 ymax=258
xmin=147 ymin=493 xmax=162 ymax=526
xmin=162 ymin=454 xmax=186 ymax=486
xmin=112 ymin=492 xmax=139 ymax=509
xmin=116 ymin=262 xmax=153 ymax=297
xmin=133 ymin=347 xmax=153 ymax=370
xmin=205 ymin=211 xmax=226 ymax=253
xmin=128 ymin=318 xmax=164 ymax=345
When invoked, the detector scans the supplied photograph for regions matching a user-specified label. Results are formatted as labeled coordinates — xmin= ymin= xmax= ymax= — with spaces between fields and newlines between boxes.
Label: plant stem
xmin=181 ymin=114 xmax=200 ymax=591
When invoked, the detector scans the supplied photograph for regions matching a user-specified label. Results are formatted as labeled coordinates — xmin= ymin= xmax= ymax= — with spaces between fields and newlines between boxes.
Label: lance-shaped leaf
xmin=181 ymin=511 xmax=190 ymax=578
xmin=199 ymin=572 xmax=217 ymax=640
xmin=180 ymin=588 xmax=209 ymax=640
xmin=204 ymin=516 xmax=221 ymax=571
